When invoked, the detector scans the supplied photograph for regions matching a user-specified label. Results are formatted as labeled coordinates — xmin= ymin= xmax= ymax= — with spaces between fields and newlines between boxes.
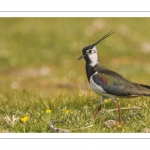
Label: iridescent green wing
xmin=92 ymin=67 xmax=141 ymax=97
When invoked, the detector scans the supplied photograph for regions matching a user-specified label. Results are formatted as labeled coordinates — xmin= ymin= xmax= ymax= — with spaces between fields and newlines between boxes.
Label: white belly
xmin=90 ymin=75 xmax=105 ymax=94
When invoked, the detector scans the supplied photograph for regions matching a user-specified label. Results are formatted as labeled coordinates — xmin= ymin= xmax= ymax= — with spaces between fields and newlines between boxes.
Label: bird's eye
xmin=89 ymin=50 xmax=92 ymax=53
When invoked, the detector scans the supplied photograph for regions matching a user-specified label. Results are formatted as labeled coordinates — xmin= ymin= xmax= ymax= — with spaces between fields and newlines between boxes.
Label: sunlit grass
xmin=0 ymin=90 xmax=150 ymax=132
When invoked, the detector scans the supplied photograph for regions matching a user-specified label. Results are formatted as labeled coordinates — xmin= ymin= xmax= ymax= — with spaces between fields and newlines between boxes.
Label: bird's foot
xmin=120 ymin=120 xmax=124 ymax=124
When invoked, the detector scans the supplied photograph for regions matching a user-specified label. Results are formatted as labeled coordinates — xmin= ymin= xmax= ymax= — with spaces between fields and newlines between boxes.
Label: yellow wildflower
xmin=104 ymin=99 xmax=109 ymax=103
xmin=64 ymin=109 xmax=70 ymax=114
xmin=78 ymin=94 xmax=83 ymax=97
xmin=117 ymin=124 xmax=122 ymax=128
xmin=46 ymin=109 xmax=52 ymax=114
xmin=90 ymin=93 xmax=93 ymax=96
xmin=20 ymin=116 xmax=29 ymax=123
xmin=122 ymin=128 xmax=125 ymax=132
xmin=116 ymin=123 xmax=125 ymax=132
xmin=128 ymin=104 xmax=131 ymax=107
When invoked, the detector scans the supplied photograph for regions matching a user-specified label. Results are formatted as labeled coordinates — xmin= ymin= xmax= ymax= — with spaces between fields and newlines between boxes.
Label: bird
xmin=78 ymin=30 xmax=150 ymax=123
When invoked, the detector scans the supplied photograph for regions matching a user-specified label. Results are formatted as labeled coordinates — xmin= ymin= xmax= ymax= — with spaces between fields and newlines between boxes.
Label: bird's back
xmin=91 ymin=63 xmax=150 ymax=97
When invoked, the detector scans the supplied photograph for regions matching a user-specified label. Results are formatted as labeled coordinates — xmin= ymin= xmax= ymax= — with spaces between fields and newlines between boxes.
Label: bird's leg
xmin=93 ymin=104 xmax=102 ymax=119
xmin=92 ymin=97 xmax=104 ymax=119
xmin=113 ymin=99 xmax=123 ymax=123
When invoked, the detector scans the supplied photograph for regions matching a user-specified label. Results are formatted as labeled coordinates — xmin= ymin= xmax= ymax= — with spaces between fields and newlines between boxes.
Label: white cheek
xmin=89 ymin=53 xmax=97 ymax=60
xmin=89 ymin=53 xmax=98 ymax=66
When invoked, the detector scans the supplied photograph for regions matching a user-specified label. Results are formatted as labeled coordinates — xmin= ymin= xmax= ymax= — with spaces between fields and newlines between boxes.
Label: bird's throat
xmin=86 ymin=63 xmax=97 ymax=82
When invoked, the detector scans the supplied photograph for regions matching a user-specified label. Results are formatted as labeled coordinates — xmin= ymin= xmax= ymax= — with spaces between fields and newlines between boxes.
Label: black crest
xmin=82 ymin=30 xmax=114 ymax=55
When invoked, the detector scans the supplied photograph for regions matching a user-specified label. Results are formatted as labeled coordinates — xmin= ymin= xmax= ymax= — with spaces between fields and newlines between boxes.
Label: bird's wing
xmin=92 ymin=65 xmax=142 ymax=97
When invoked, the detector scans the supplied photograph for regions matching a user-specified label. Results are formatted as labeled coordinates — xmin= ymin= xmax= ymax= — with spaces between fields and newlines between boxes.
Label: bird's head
xmin=78 ymin=30 xmax=114 ymax=66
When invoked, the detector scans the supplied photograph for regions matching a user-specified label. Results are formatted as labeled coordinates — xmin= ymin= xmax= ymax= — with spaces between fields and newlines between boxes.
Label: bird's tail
xmin=139 ymin=84 xmax=150 ymax=96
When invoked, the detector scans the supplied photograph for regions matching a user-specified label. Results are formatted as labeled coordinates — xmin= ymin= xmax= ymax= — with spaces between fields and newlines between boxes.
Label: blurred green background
xmin=0 ymin=18 xmax=150 ymax=94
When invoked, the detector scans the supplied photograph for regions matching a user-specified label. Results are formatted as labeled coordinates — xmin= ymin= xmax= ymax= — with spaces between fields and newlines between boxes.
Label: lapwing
xmin=78 ymin=30 xmax=150 ymax=123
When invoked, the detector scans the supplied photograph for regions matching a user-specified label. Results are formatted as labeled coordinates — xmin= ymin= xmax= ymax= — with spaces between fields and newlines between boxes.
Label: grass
xmin=0 ymin=18 xmax=150 ymax=133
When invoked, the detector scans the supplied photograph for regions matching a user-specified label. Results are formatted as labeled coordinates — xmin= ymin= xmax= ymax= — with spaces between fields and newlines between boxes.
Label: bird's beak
xmin=78 ymin=55 xmax=84 ymax=60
